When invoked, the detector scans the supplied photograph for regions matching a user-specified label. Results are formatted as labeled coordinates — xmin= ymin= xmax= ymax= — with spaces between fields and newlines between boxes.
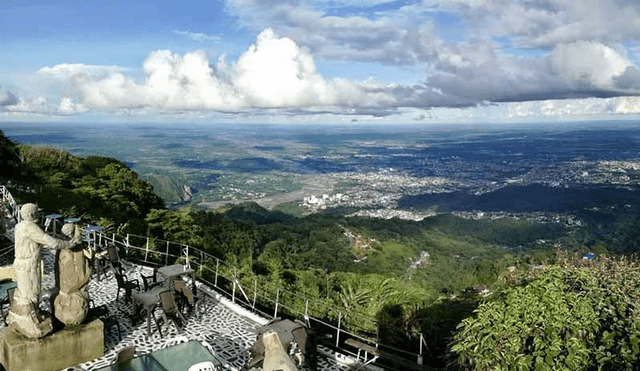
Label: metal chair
xmin=187 ymin=361 xmax=217 ymax=371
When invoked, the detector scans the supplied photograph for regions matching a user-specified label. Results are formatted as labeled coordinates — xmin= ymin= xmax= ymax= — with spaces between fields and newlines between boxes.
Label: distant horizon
xmin=3 ymin=116 xmax=640 ymax=128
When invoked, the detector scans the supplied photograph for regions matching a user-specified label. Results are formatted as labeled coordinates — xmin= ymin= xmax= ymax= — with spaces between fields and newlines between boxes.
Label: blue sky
xmin=2 ymin=0 xmax=640 ymax=124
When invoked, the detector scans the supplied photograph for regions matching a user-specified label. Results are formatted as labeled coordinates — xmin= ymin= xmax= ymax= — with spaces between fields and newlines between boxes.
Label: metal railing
xmin=0 ymin=185 xmax=19 ymax=221
xmin=91 ymin=231 xmax=426 ymax=367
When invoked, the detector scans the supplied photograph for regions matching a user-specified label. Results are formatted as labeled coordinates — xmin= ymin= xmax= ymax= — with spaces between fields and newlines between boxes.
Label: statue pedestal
xmin=0 ymin=318 xmax=103 ymax=371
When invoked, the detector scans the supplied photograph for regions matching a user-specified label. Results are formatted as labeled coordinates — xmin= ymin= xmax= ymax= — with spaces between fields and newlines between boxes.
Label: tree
xmin=0 ymin=130 xmax=21 ymax=179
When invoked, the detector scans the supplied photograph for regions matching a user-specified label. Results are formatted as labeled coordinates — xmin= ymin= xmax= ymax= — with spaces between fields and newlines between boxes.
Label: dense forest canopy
xmin=3 ymin=129 xmax=640 ymax=369
xmin=2 ymin=134 xmax=165 ymax=234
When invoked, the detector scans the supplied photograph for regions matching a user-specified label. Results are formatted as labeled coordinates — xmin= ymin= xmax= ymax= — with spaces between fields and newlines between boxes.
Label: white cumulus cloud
xmin=56 ymin=97 xmax=89 ymax=115
xmin=550 ymin=41 xmax=632 ymax=89
xmin=4 ymin=96 xmax=50 ymax=115
xmin=45 ymin=28 xmax=394 ymax=114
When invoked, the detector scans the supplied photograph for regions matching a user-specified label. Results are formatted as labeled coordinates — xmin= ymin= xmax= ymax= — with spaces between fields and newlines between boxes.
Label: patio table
xmin=132 ymin=286 xmax=170 ymax=338
xmin=157 ymin=264 xmax=196 ymax=295
xmin=95 ymin=340 xmax=219 ymax=371
xmin=151 ymin=340 xmax=221 ymax=370
xmin=95 ymin=353 xmax=167 ymax=371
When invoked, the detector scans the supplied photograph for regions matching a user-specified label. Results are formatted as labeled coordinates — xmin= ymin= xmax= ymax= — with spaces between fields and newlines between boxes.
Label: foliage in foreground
xmin=451 ymin=251 xmax=640 ymax=370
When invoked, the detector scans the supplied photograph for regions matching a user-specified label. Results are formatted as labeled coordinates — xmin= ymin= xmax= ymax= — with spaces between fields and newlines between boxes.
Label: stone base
xmin=5 ymin=310 xmax=53 ymax=339
xmin=0 ymin=318 xmax=104 ymax=371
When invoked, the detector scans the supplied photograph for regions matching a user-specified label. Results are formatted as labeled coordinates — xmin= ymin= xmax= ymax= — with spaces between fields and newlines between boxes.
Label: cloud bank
xmin=220 ymin=0 xmax=640 ymax=112
xmin=6 ymin=0 xmax=640 ymax=122
xmin=37 ymin=29 xmax=394 ymax=115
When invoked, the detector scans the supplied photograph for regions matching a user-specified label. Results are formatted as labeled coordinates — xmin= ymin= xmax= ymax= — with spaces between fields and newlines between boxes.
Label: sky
xmin=2 ymin=0 xmax=640 ymax=124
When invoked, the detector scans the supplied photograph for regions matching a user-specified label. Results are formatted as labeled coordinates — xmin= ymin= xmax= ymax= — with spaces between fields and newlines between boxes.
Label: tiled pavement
xmin=1 ymin=249 xmax=355 ymax=371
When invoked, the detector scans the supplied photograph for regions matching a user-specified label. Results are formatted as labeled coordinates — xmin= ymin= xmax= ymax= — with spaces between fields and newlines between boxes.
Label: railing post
xmin=183 ymin=245 xmax=190 ymax=268
xmin=215 ymin=259 xmax=219 ymax=287
xmin=418 ymin=333 xmax=424 ymax=365
xmin=165 ymin=241 xmax=169 ymax=266
xmin=305 ymin=299 xmax=309 ymax=319
xmin=252 ymin=278 xmax=257 ymax=309
xmin=145 ymin=237 xmax=150 ymax=262
xmin=336 ymin=312 xmax=342 ymax=347
xmin=274 ymin=288 xmax=280 ymax=319
xmin=232 ymin=268 xmax=237 ymax=303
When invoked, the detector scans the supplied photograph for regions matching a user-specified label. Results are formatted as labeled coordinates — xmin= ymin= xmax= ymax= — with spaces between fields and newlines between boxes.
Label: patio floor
xmin=0 ymin=249 xmax=354 ymax=371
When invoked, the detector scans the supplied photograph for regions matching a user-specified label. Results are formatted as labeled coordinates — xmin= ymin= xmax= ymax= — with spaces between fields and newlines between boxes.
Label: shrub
xmin=451 ymin=252 xmax=640 ymax=370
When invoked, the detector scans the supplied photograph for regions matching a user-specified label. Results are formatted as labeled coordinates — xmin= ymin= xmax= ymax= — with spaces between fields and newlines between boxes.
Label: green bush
xmin=451 ymin=252 xmax=640 ymax=370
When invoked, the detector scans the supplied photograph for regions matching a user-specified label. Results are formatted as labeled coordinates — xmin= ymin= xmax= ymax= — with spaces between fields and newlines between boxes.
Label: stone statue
xmin=261 ymin=330 xmax=299 ymax=371
xmin=53 ymin=223 xmax=92 ymax=325
xmin=7 ymin=203 xmax=81 ymax=339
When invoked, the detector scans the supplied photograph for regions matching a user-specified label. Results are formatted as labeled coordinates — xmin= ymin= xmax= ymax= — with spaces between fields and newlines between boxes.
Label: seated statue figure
xmin=7 ymin=203 xmax=81 ymax=339
xmin=53 ymin=223 xmax=93 ymax=325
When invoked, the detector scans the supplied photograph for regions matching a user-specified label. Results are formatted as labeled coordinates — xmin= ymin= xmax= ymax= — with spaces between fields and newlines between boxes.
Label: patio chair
xmin=114 ymin=271 xmax=141 ymax=300
xmin=187 ymin=361 xmax=217 ymax=371
xmin=106 ymin=244 xmax=123 ymax=275
xmin=174 ymin=280 xmax=208 ymax=319
xmin=92 ymin=244 xmax=109 ymax=280
xmin=158 ymin=290 xmax=186 ymax=334
xmin=114 ymin=345 xmax=137 ymax=364
xmin=173 ymin=280 xmax=193 ymax=313
xmin=88 ymin=301 xmax=122 ymax=344
xmin=140 ymin=267 xmax=162 ymax=291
